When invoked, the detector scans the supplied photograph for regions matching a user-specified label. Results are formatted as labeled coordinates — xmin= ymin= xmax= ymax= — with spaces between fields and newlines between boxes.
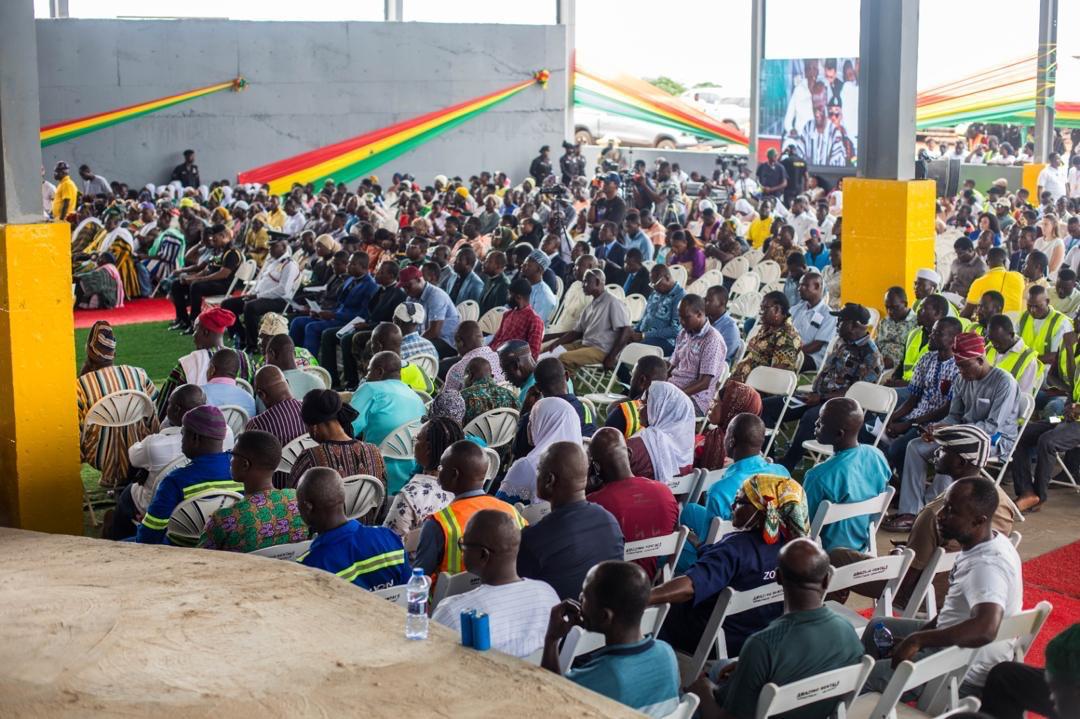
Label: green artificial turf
xmin=74 ymin=320 xmax=194 ymax=385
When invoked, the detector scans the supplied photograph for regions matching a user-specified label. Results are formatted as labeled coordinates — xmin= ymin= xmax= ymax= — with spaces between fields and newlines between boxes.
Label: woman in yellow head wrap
xmin=741 ymin=474 xmax=811 ymax=544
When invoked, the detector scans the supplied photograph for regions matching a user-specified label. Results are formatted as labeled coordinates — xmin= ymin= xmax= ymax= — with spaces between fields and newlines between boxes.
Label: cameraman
xmin=628 ymin=159 xmax=657 ymax=213
xmin=588 ymin=173 xmax=628 ymax=245
xmin=648 ymin=161 xmax=686 ymax=226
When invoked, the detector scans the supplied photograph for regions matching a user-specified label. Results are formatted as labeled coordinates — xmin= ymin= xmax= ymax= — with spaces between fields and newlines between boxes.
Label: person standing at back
xmin=518 ymin=441 xmax=624 ymax=600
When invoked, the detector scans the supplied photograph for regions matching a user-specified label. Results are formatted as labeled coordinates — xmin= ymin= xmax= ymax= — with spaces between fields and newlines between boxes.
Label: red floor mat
xmin=1021 ymin=586 xmax=1080 ymax=667
xmin=1018 ymin=541 xmax=1080 ymax=599
xmin=74 ymin=298 xmax=175 ymax=329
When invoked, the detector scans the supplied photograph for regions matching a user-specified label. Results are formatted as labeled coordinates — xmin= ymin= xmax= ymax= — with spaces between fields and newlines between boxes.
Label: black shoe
xmin=168 ymin=321 xmax=189 ymax=331
xmin=181 ymin=325 xmax=196 ymax=335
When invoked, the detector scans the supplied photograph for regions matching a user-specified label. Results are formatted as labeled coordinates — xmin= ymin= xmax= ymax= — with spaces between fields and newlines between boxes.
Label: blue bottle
xmin=872 ymin=621 xmax=894 ymax=658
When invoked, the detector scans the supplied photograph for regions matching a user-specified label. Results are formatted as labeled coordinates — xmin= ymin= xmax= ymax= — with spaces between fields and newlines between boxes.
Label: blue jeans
xmin=290 ymin=316 xmax=342 ymax=357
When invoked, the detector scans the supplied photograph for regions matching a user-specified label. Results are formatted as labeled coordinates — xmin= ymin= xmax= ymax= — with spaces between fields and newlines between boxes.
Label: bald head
xmin=465 ymin=357 xmax=492 ymax=386
xmin=296 ymin=467 xmax=347 ymax=533
xmin=371 ymin=322 xmax=403 ymax=355
xmin=254 ymin=365 xmax=292 ymax=407
xmin=466 ymin=509 xmax=522 ymax=556
xmin=456 ymin=320 xmax=483 ymax=353
xmin=208 ymin=348 xmax=239 ymax=380
xmin=167 ymin=384 xmax=206 ymax=426
xmin=368 ymin=350 xmax=402 ymax=381
xmin=499 ymin=339 xmax=536 ymax=387
xmin=816 ymin=397 xmax=865 ymax=451
xmin=776 ymin=538 xmax=831 ymax=610
xmin=437 ymin=439 xmax=489 ymax=494
xmin=537 ymin=441 xmax=589 ymax=506
xmin=727 ymin=413 xmax=765 ymax=458
xmin=266 ymin=334 xmax=298 ymax=370
xmin=588 ymin=427 xmax=632 ymax=484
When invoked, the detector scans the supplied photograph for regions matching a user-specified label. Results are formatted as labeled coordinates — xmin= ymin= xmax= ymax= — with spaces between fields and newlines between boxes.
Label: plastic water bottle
xmin=872 ymin=622 xmax=894 ymax=658
xmin=405 ymin=569 xmax=431 ymax=640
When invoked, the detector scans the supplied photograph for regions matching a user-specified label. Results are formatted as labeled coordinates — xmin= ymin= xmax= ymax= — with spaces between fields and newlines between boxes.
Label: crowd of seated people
xmin=67 ymin=143 xmax=1080 ymax=718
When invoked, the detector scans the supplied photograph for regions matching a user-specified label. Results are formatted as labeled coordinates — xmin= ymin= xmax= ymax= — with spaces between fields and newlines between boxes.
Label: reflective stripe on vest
xmin=1018 ymin=309 xmax=1065 ymax=356
xmin=902 ymin=327 xmax=930 ymax=381
xmin=336 ymin=549 xmax=406 ymax=583
xmin=988 ymin=346 xmax=1037 ymax=381
xmin=182 ymin=480 xmax=243 ymax=500
xmin=141 ymin=513 xmax=169 ymax=530
xmin=1060 ymin=342 xmax=1080 ymax=402
xmin=432 ymin=496 xmax=526 ymax=575
xmin=619 ymin=400 xmax=643 ymax=438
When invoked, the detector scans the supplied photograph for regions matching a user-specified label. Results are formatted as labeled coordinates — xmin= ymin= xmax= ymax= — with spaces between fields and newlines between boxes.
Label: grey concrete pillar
xmin=1033 ymin=0 xmax=1058 ymax=162
xmin=384 ymin=0 xmax=403 ymax=22
xmin=556 ymin=0 xmax=576 ymax=142
xmin=856 ymin=0 xmax=919 ymax=181
xmin=0 ymin=0 xmax=45 ymax=224
xmin=748 ymin=0 xmax=765 ymax=163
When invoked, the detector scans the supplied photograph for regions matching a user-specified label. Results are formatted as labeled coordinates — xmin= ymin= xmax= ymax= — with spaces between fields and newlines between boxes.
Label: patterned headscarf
xmin=427 ymin=390 xmax=466 ymax=424
xmin=698 ymin=381 xmax=763 ymax=470
xmin=742 ymin=474 xmax=810 ymax=544
xmin=258 ymin=312 xmax=289 ymax=337
xmin=86 ymin=320 xmax=116 ymax=363
xmin=933 ymin=424 xmax=992 ymax=468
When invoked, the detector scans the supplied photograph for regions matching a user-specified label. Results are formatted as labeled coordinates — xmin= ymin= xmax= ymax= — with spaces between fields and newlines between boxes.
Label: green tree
xmin=646 ymin=76 xmax=686 ymax=96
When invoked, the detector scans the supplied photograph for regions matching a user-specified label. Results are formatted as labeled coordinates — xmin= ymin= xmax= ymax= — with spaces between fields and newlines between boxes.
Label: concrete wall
xmin=36 ymin=19 xmax=567 ymax=189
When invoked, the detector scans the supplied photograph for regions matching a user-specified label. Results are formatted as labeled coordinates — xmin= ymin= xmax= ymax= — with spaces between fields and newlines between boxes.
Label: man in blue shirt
xmin=622 ymin=210 xmax=654 ymax=262
xmin=522 ymin=250 xmax=559 ymax=324
xmin=543 ymin=561 xmax=680 ymax=718
xmin=803 ymin=397 xmax=890 ymax=552
xmin=290 ymin=251 xmax=377 ymax=357
xmin=199 ymin=348 xmax=256 ymax=417
xmin=296 ymin=466 xmax=410 ymax=590
xmin=137 ymin=405 xmax=240 ymax=544
xmin=630 ymin=264 xmax=685 ymax=355
xmin=400 ymin=265 xmax=460 ymax=358
xmin=442 ymin=245 xmax=484 ymax=305
xmin=705 ymin=285 xmax=742 ymax=365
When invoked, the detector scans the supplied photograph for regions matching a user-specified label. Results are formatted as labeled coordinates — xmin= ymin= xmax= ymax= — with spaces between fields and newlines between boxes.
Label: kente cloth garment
xmin=77 ymin=365 xmax=160 ymax=487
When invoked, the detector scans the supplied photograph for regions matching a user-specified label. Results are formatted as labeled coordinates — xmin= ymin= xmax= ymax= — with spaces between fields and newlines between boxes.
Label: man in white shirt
xmin=790 ymin=270 xmax=836 ymax=370
xmin=1068 ymin=155 xmax=1080 ymax=199
xmin=733 ymin=166 xmax=760 ymax=199
xmin=282 ymin=197 xmax=307 ymax=237
xmin=864 ymin=428 xmax=1022 ymax=696
xmin=221 ymin=237 xmax=299 ymax=351
xmin=789 ymin=195 xmax=819 ymax=246
xmin=1038 ymin=153 xmax=1068 ymax=203
xmin=432 ymin=509 xmax=559 ymax=659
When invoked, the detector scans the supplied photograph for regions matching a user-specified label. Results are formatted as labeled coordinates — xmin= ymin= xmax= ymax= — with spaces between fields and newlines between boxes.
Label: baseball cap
xmin=398 ymin=265 xmax=423 ymax=287
xmin=830 ymin=302 xmax=871 ymax=324
xmin=699 ymin=200 xmax=716 ymax=214
xmin=604 ymin=172 xmax=621 ymax=186
xmin=393 ymin=300 xmax=426 ymax=325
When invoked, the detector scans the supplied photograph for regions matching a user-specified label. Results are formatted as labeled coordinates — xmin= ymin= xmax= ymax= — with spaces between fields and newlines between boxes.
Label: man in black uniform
xmin=781 ymin=144 xmax=807 ymax=207
xmin=755 ymin=148 xmax=788 ymax=201
xmin=530 ymin=145 xmax=553 ymax=184
xmin=171 ymin=149 xmax=200 ymax=188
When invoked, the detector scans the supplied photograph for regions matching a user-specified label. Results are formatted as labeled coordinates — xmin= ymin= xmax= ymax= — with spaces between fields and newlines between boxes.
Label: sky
xmin=32 ymin=0 xmax=1080 ymax=99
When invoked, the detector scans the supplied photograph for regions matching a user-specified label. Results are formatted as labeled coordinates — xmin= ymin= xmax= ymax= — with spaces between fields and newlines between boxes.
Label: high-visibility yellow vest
xmin=902 ymin=326 xmax=931 ymax=381
xmin=432 ymin=495 xmax=526 ymax=575
xmin=613 ymin=399 xmax=643 ymax=438
xmin=1058 ymin=341 xmax=1080 ymax=402
xmin=1018 ymin=308 xmax=1067 ymax=357
xmin=986 ymin=343 xmax=1040 ymax=386
xmin=912 ymin=294 xmax=960 ymax=319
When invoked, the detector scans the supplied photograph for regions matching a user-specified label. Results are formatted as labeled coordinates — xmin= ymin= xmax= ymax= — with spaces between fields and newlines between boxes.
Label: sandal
xmin=1015 ymin=495 xmax=1042 ymax=514
xmin=882 ymin=514 xmax=916 ymax=533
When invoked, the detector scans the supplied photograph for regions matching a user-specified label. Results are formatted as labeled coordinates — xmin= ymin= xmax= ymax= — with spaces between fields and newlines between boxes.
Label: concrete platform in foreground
xmin=0 ymin=528 xmax=639 ymax=718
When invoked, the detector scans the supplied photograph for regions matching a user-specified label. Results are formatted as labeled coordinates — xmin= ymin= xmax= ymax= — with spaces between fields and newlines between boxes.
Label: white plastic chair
xmin=463 ymin=407 xmax=520 ymax=451
xmin=721 ymin=255 xmax=750 ymax=280
xmin=847 ymin=645 xmax=977 ymax=719
xmin=867 ymin=307 xmax=882 ymax=335
xmin=981 ymin=392 xmax=1035 ymax=488
xmin=553 ymin=275 xmax=565 ymax=303
xmin=478 ymin=306 xmax=508 ymax=335
xmin=236 ymin=377 xmax=254 ymax=396
xmin=481 ymin=446 xmax=501 ymax=492
xmin=219 ymin=404 xmax=250 ymax=438
xmin=1051 ymin=449 xmax=1079 ymax=491
xmin=668 ymin=264 xmax=689 ymax=287
xmin=277 ymin=433 xmax=318 ymax=474
xmin=745 ymin=366 xmax=798 ymax=455
xmin=373 ymin=583 xmax=409 ymax=607
xmin=743 ymin=249 xmax=764 ymax=267
xmin=901 ymin=546 xmax=959 ymax=620
xmin=692 ymin=467 xmax=726 ymax=505
xmin=728 ymin=290 xmax=763 ymax=320
xmin=754 ymin=655 xmax=875 ymax=719
xmin=825 ymin=549 xmax=914 ymax=635
xmin=203 ymin=259 xmax=258 ymax=307
xmin=166 ymin=490 xmax=243 ymax=547
xmin=729 ymin=271 xmax=762 ymax=298
xmin=302 ymin=365 xmax=333 ymax=390
xmin=705 ymin=515 xmax=735 ymax=543
xmin=755 ymin=259 xmax=783 ymax=285
xmin=678 ymin=582 xmax=786 ymax=684
xmin=250 ymin=539 xmax=312 ymax=560
xmin=515 ymin=499 xmax=551 ymax=525
xmin=410 ymin=352 xmax=438 ymax=379
xmin=625 ymin=293 xmax=648 ymax=323
xmin=623 ymin=527 xmax=690 ymax=583
xmin=801 ymin=383 xmax=898 ymax=463
xmin=431 ymin=571 xmax=482 ymax=609
xmin=456 ymin=299 xmax=480 ymax=322
xmin=605 ymin=283 xmax=626 ymax=300
xmin=80 ymin=389 xmax=156 ymax=525
xmin=557 ymin=604 xmax=670 ymax=674
xmin=342 ymin=473 xmax=385 ymax=522
xmin=659 ymin=693 xmax=699 ymax=719
xmin=377 ymin=418 xmax=423 ymax=461
xmin=666 ymin=469 xmax=706 ymax=508
xmin=582 ymin=342 xmax=664 ymax=411
xmin=809 ymin=487 xmax=896 ymax=556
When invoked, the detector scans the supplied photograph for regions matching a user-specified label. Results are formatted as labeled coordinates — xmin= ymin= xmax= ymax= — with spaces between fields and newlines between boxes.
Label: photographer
xmin=588 ymin=173 xmax=628 ymax=245
xmin=651 ymin=161 xmax=687 ymax=226
xmin=628 ymin=160 xmax=657 ymax=213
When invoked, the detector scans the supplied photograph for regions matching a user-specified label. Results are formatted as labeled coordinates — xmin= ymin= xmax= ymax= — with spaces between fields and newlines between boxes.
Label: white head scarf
xmin=499 ymin=397 xmax=582 ymax=502
xmin=638 ymin=381 xmax=696 ymax=483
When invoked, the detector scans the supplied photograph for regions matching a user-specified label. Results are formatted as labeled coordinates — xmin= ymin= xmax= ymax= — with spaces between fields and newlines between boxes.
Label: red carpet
xmin=74 ymin=298 xmax=175 ymax=329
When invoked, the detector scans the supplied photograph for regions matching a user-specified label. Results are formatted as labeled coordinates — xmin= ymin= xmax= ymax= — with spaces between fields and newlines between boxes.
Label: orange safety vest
xmin=432 ymin=495 xmax=527 ymax=575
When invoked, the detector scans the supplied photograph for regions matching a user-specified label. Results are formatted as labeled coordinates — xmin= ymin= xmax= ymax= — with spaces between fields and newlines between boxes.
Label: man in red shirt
xmin=489 ymin=277 xmax=545 ymax=358
xmin=587 ymin=427 xmax=680 ymax=579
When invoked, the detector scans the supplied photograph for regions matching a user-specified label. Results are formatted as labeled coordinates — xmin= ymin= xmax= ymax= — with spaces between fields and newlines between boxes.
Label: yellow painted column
xmin=1022 ymin=163 xmax=1046 ymax=201
xmin=843 ymin=178 xmax=937 ymax=312
xmin=0 ymin=222 xmax=83 ymax=534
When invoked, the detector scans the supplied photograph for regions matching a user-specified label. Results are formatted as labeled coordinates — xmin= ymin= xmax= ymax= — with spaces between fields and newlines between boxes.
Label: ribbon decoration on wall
xmin=40 ymin=78 xmax=247 ymax=148
xmin=573 ymin=66 xmax=749 ymax=147
xmin=916 ymin=53 xmax=1080 ymax=129
xmin=238 ymin=73 xmax=547 ymax=194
